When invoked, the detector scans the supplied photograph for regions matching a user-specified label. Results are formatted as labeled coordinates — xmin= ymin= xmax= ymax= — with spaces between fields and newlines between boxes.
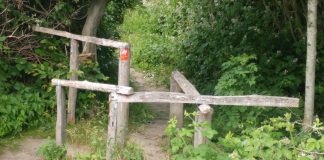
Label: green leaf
xmin=0 ymin=36 xmax=6 ymax=42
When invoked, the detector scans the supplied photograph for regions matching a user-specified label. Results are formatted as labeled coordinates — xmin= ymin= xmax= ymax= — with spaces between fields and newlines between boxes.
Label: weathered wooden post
xmin=107 ymin=93 xmax=118 ymax=160
xmin=193 ymin=104 xmax=213 ymax=147
xmin=116 ymin=45 xmax=131 ymax=145
xmin=56 ymin=85 xmax=66 ymax=145
xmin=171 ymin=71 xmax=213 ymax=146
xmin=67 ymin=39 xmax=79 ymax=124
xmin=170 ymin=74 xmax=184 ymax=128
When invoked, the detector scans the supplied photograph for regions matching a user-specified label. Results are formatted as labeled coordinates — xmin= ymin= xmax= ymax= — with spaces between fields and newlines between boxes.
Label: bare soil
xmin=0 ymin=68 xmax=169 ymax=160
xmin=0 ymin=138 xmax=90 ymax=160
xmin=129 ymin=68 xmax=170 ymax=160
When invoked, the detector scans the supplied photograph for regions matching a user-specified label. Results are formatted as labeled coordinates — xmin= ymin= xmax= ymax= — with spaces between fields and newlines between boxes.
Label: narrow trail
xmin=0 ymin=138 xmax=89 ymax=160
xmin=0 ymin=68 xmax=170 ymax=160
xmin=129 ymin=68 xmax=170 ymax=160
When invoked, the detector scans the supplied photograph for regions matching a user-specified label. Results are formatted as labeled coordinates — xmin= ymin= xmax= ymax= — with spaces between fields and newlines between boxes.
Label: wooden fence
xmin=35 ymin=27 xmax=300 ymax=160
xmin=52 ymin=76 xmax=299 ymax=159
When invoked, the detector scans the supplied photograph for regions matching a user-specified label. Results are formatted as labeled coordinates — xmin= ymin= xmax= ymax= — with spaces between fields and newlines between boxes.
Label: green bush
xmin=37 ymin=139 xmax=67 ymax=160
xmin=166 ymin=112 xmax=324 ymax=160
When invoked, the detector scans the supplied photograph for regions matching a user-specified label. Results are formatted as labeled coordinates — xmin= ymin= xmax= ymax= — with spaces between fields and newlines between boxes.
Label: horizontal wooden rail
xmin=115 ymin=92 xmax=299 ymax=107
xmin=51 ymin=79 xmax=134 ymax=95
xmin=33 ymin=26 xmax=129 ymax=48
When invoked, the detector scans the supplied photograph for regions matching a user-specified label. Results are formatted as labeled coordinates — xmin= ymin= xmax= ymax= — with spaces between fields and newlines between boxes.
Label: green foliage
xmin=119 ymin=0 xmax=324 ymax=117
xmin=129 ymin=103 xmax=155 ymax=125
xmin=167 ymin=112 xmax=324 ymax=160
xmin=117 ymin=142 xmax=144 ymax=160
xmin=215 ymin=53 xmax=258 ymax=96
xmin=219 ymin=113 xmax=324 ymax=160
xmin=0 ymin=0 xmax=138 ymax=137
xmin=37 ymin=139 xmax=67 ymax=160
xmin=119 ymin=4 xmax=180 ymax=84
xmin=166 ymin=112 xmax=221 ymax=160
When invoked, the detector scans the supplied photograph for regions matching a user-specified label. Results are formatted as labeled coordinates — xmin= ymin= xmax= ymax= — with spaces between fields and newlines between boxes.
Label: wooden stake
xmin=170 ymin=75 xmax=184 ymax=128
xmin=55 ymin=86 xmax=66 ymax=145
xmin=193 ymin=105 xmax=213 ymax=147
xmin=107 ymin=93 xmax=118 ymax=160
xmin=68 ymin=39 xmax=79 ymax=124
xmin=171 ymin=71 xmax=213 ymax=146
xmin=116 ymin=47 xmax=131 ymax=145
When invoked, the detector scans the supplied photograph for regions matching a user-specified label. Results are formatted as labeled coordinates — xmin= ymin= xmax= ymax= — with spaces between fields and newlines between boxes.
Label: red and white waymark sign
xmin=120 ymin=48 xmax=129 ymax=61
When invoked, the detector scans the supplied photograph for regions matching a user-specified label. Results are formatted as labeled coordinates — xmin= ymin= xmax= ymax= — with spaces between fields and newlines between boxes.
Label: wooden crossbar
xmin=33 ymin=26 xmax=129 ymax=48
xmin=51 ymin=79 xmax=134 ymax=95
xmin=115 ymin=92 xmax=299 ymax=107
xmin=171 ymin=71 xmax=213 ymax=146
xmin=172 ymin=71 xmax=213 ymax=113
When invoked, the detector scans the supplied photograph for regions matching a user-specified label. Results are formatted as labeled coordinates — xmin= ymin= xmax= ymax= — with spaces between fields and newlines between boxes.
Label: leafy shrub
xmin=166 ymin=112 xmax=220 ymax=160
xmin=0 ymin=0 xmax=139 ymax=137
xmin=219 ymin=113 xmax=324 ymax=160
xmin=166 ymin=112 xmax=324 ymax=160
xmin=37 ymin=139 xmax=67 ymax=160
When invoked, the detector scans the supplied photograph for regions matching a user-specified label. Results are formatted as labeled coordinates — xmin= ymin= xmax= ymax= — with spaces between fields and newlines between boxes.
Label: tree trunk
xmin=303 ymin=0 xmax=318 ymax=131
xmin=81 ymin=0 xmax=109 ymax=61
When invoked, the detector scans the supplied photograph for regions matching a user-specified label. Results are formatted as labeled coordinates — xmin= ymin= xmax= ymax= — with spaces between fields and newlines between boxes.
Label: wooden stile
xmin=55 ymin=86 xmax=66 ymax=145
xmin=67 ymin=39 xmax=79 ymax=124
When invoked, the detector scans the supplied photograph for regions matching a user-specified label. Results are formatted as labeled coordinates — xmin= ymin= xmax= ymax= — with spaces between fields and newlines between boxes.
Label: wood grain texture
xmin=116 ymin=48 xmax=131 ymax=146
xmin=67 ymin=39 xmax=79 ymax=124
xmin=55 ymin=86 xmax=66 ymax=145
xmin=193 ymin=108 xmax=213 ymax=147
xmin=172 ymin=70 xmax=212 ymax=113
xmin=51 ymin=79 xmax=134 ymax=95
xmin=106 ymin=93 xmax=118 ymax=160
xmin=172 ymin=71 xmax=213 ymax=146
xmin=33 ymin=26 xmax=129 ymax=48
xmin=115 ymin=92 xmax=299 ymax=107
xmin=170 ymin=75 xmax=184 ymax=128
xmin=172 ymin=71 xmax=200 ymax=95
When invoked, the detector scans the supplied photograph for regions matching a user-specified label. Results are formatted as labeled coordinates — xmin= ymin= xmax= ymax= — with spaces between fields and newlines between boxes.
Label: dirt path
xmin=129 ymin=68 xmax=170 ymax=160
xmin=0 ymin=137 xmax=89 ymax=160
xmin=0 ymin=68 xmax=169 ymax=160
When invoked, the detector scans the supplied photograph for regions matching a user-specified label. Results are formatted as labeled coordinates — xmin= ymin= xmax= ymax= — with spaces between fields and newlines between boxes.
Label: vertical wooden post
xmin=170 ymin=76 xmax=184 ymax=128
xmin=116 ymin=46 xmax=130 ymax=145
xmin=193 ymin=104 xmax=213 ymax=147
xmin=56 ymin=85 xmax=66 ymax=145
xmin=107 ymin=93 xmax=118 ymax=160
xmin=67 ymin=39 xmax=79 ymax=124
